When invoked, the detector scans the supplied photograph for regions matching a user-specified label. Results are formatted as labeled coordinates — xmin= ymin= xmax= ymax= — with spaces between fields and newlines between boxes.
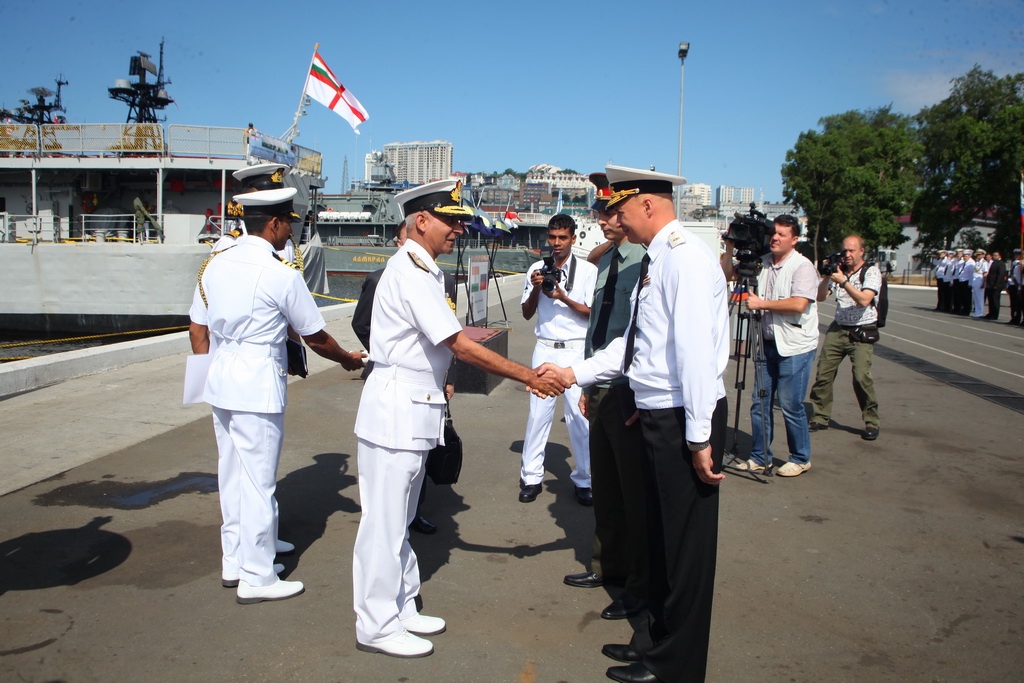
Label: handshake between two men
xmin=526 ymin=362 xmax=575 ymax=399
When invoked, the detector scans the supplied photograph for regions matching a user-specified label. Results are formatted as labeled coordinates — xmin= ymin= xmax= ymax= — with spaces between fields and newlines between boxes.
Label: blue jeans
xmin=749 ymin=341 xmax=814 ymax=465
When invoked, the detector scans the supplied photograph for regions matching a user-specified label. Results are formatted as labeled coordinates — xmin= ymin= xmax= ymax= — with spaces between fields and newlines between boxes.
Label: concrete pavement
xmin=0 ymin=283 xmax=1022 ymax=682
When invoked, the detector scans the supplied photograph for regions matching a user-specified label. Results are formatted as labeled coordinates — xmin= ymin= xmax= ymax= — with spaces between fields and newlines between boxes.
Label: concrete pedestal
xmin=454 ymin=326 xmax=509 ymax=394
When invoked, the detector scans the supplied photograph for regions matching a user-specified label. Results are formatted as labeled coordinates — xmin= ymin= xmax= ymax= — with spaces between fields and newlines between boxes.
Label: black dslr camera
xmin=724 ymin=205 xmax=774 ymax=276
xmin=819 ymin=251 xmax=844 ymax=276
xmin=538 ymin=246 xmax=562 ymax=293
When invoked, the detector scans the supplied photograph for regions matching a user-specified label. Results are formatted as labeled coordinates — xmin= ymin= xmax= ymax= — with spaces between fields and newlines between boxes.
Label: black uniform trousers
xmin=632 ymin=396 xmax=728 ymax=683
xmin=953 ymin=281 xmax=970 ymax=315
xmin=1008 ymin=283 xmax=1021 ymax=324
xmin=588 ymin=383 xmax=649 ymax=599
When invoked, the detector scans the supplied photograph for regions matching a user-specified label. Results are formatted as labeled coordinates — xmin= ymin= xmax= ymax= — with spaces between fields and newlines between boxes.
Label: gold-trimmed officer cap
xmin=604 ymin=164 xmax=686 ymax=208
xmin=234 ymin=187 xmax=301 ymax=221
xmin=589 ymin=172 xmax=611 ymax=211
xmin=233 ymin=163 xmax=290 ymax=192
xmin=396 ymin=179 xmax=475 ymax=220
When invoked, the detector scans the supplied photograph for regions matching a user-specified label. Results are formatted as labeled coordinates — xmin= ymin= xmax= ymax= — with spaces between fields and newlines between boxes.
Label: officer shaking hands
xmin=352 ymin=180 xmax=565 ymax=660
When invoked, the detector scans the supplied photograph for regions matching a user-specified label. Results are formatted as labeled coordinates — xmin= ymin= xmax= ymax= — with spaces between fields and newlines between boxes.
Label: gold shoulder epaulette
xmin=409 ymin=251 xmax=430 ymax=272
xmin=668 ymin=231 xmax=687 ymax=248
xmin=273 ymin=253 xmax=301 ymax=271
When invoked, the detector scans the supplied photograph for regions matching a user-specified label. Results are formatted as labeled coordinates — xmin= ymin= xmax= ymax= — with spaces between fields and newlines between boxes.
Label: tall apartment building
xmin=716 ymin=185 xmax=754 ymax=207
xmin=683 ymin=182 xmax=713 ymax=206
xmin=383 ymin=140 xmax=453 ymax=184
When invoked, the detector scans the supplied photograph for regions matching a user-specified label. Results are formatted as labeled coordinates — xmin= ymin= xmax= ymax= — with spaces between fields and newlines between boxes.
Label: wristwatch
xmin=687 ymin=440 xmax=711 ymax=452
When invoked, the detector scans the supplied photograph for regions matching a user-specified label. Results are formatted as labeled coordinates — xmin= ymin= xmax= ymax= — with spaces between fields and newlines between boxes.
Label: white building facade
xmin=383 ymin=140 xmax=453 ymax=184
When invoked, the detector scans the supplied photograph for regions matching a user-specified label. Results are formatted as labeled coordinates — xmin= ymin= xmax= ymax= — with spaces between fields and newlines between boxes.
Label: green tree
xmin=781 ymin=107 xmax=920 ymax=262
xmin=912 ymin=67 xmax=1024 ymax=255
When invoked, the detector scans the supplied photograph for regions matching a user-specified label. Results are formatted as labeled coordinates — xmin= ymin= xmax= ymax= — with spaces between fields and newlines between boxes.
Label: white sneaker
xmin=222 ymin=563 xmax=284 ymax=588
xmin=236 ymin=578 xmax=304 ymax=604
xmin=356 ymin=631 xmax=434 ymax=658
xmin=733 ymin=459 xmax=765 ymax=473
xmin=776 ymin=461 xmax=812 ymax=477
xmin=275 ymin=539 xmax=295 ymax=554
xmin=400 ymin=614 xmax=446 ymax=636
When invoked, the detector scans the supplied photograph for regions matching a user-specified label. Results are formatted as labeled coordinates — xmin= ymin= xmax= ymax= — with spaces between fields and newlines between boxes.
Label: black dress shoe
xmin=519 ymin=483 xmax=542 ymax=503
xmin=601 ymin=643 xmax=642 ymax=663
xmin=606 ymin=662 xmax=660 ymax=682
xmin=808 ymin=421 xmax=829 ymax=432
xmin=601 ymin=594 xmax=646 ymax=620
xmin=409 ymin=516 xmax=436 ymax=535
xmin=574 ymin=486 xmax=593 ymax=506
xmin=563 ymin=571 xmax=608 ymax=588
xmin=862 ymin=426 xmax=880 ymax=441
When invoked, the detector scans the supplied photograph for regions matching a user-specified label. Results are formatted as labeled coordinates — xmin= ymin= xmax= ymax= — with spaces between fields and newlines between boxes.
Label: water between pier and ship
xmin=0 ymin=276 xmax=368 ymax=362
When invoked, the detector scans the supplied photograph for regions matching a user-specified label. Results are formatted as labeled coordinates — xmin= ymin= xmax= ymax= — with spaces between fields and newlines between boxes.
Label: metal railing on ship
xmin=0 ymin=213 xmax=163 ymax=244
xmin=0 ymin=122 xmax=247 ymax=159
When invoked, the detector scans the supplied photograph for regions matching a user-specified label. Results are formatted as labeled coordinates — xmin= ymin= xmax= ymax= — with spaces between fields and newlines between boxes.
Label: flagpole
xmin=282 ymin=43 xmax=319 ymax=143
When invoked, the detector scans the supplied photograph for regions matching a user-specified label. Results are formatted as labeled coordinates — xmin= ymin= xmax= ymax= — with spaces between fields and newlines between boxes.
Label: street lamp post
xmin=677 ymin=41 xmax=689 ymax=218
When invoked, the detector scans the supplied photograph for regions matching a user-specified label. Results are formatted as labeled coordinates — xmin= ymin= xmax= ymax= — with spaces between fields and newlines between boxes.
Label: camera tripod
xmin=723 ymin=269 xmax=774 ymax=482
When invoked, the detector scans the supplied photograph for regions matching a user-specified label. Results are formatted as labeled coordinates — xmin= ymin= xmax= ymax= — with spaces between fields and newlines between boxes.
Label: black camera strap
xmin=563 ymin=254 xmax=577 ymax=292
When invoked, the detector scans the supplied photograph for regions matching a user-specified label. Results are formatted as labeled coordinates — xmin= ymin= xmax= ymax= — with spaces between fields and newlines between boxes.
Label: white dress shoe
xmin=222 ymin=563 xmax=284 ymax=588
xmin=236 ymin=578 xmax=304 ymax=604
xmin=400 ymin=614 xmax=446 ymax=636
xmin=356 ymin=631 xmax=433 ymax=658
xmin=275 ymin=539 xmax=295 ymax=555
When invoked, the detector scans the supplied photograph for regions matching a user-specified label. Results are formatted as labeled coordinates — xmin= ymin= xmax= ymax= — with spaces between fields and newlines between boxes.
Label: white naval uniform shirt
xmin=973 ymin=259 xmax=989 ymax=287
xmin=959 ymin=258 xmax=975 ymax=283
xmin=354 ymin=240 xmax=463 ymax=451
xmin=522 ymin=255 xmax=598 ymax=341
xmin=572 ymin=221 xmax=729 ymax=443
xmin=189 ymin=235 xmax=326 ymax=413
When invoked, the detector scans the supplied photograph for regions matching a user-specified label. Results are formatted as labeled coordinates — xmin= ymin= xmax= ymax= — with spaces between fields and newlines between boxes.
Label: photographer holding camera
xmin=808 ymin=234 xmax=882 ymax=441
xmin=519 ymin=214 xmax=598 ymax=504
xmin=723 ymin=214 xmax=819 ymax=477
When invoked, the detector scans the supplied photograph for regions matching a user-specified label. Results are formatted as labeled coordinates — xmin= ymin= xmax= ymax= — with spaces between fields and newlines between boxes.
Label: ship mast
xmin=0 ymin=76 xmax=68 ymax=125
xmin=108 ymin=39 xmax=173 ymax=124
xmin=282 ymin=43 xmax=319 ymax=143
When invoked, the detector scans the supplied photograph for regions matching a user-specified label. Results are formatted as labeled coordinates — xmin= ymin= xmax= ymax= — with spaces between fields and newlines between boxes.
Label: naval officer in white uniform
xmin=352 ymin=179 xmax=565 ymax=659
xmin=213 ymin=163 xmax=298 ymax=265
xmin=539 ymin=165 xmax=729 ymax=683
xmin=189 ymin=181 xmax=364 ymax=604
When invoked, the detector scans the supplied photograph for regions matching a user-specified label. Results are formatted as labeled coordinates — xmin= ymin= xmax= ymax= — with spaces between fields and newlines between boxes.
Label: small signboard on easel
xmin=468 ymin=254 xmax=489 ymax=326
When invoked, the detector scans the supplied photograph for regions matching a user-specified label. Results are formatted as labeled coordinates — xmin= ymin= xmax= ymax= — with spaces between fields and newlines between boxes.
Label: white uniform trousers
xmin=520 ymin=341 xmax=591 ymax=488
xmin=353 ymin=438 xmax=427 ymax=645
xmin=971 ymin=279 xmax=986 ymax=316
xmin=212 ymin=407 xmax=283 ymax=587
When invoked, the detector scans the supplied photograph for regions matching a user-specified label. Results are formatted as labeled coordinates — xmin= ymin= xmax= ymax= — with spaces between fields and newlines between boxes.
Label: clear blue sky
xmin=3 ymin=0 xmax=1022 ymax=203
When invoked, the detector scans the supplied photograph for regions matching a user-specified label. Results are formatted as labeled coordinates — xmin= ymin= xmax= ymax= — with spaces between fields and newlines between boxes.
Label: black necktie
xmin=623 ymin=254 xmax=650 ymax=373
xmin=591 ymin=248 xmax=620 ymax=349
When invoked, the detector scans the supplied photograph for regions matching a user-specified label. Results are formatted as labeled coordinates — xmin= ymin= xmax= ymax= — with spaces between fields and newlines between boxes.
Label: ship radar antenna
xmin=0 ymin=75 xmax=69 ymax=125
xmin=108 ymin=38 xmax=174 ymax=124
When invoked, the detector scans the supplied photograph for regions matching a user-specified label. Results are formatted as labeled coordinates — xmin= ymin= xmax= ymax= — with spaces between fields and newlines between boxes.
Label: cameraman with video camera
xmin=723 ymin=214 xmax=820 ymax=477
xmin=808 ymin=235 xmax=882 ymax=441
xmin=519 ymin=214 xmax=598 ymax=504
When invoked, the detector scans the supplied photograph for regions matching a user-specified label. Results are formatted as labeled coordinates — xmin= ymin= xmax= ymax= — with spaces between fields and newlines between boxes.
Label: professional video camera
xmin=724 ymin=205 xmax=774 ymax=276
xmin=538 ymin=245 xmax=562 ymax=293
xmin=819 ymin=251 xmax=844 ymax=276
